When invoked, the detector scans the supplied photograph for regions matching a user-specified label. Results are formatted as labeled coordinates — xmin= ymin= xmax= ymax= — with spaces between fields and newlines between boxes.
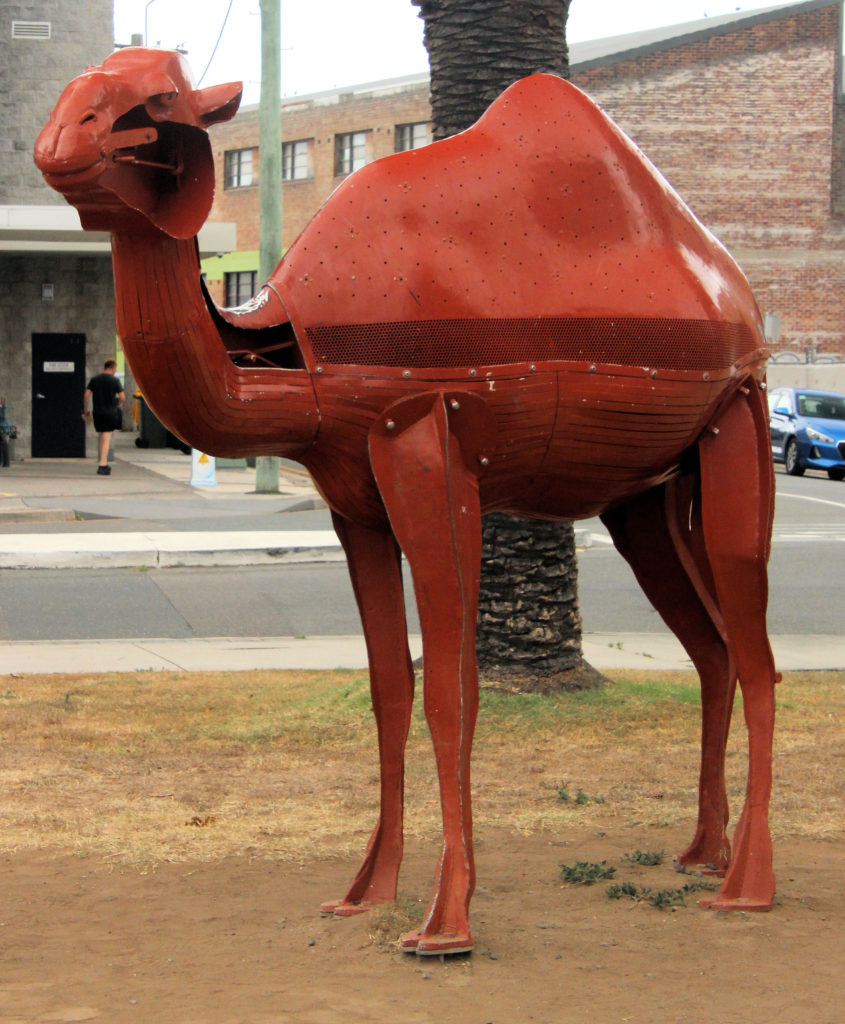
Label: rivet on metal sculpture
xmin=35 ymin=49 xmax=779 ymax=956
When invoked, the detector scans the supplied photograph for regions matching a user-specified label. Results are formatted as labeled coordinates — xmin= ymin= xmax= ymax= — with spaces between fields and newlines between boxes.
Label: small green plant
xmin=648 ymin=887 xmax=685 ymax=909
xmin=606 ymin=877 xmax=718 ymax=908
xmin=558 ymin=780 xmax=605 ymax=805
xmin=560 ymin=860 xmax=616 ymax=885
xmin=624 ymin=848 xmax=664 ymax=866
xmin=680 ymin=879 xmax=719 ymax=895
xmin=606 ymin=881 xmax=640 ymax=900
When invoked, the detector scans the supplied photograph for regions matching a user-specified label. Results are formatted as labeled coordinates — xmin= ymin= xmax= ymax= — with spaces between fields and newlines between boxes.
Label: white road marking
xmin=776 ymin=491 xmax=845 ymax=512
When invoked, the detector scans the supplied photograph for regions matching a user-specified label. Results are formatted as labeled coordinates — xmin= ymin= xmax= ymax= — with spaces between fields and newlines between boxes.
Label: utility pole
xmin=255 ymin=0 xmax=282 ymax=493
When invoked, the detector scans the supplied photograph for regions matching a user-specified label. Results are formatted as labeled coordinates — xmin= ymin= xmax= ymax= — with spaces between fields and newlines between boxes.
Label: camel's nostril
xmin=80 ymin=112 xmax=96 ymax=126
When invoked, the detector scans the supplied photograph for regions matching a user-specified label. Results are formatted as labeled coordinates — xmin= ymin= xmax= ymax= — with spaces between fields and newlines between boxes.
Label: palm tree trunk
xmin=414 ymin=0 xmax=570 ymax=139
xmin=413 ymin=0 xmax=603 ymax=690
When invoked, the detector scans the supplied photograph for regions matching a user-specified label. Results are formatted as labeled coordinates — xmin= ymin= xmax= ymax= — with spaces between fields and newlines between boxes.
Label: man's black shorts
xmin=93 ymin=410 xmax=121 ymax=433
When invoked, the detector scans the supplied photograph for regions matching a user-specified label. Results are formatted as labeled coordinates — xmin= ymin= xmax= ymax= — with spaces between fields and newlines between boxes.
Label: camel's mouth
xmin=39 ymin=159 xmax=108 ymax=191
xmin=36 ymin=125 xmax=161 ymax=197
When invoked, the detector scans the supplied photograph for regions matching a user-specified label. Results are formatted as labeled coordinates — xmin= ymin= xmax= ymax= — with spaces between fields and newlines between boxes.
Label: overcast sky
xmin=113 ymin=0 xmax=800 ymax=103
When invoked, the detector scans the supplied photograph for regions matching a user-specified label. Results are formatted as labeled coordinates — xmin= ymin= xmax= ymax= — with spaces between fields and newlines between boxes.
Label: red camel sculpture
xmin=35 ymin=49 xmax=778 ymax=955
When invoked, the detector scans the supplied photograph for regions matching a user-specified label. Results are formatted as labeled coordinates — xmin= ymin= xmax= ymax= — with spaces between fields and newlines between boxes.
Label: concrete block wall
xmin=1 ymin=0 xmax=115 ymax=457
xmin=0 ymin=0 xmax=114 ymax=205
xmin=0 ymin=254 xmax=116 ymax=457
xmin=767 ymin=362 xmax=845 ymax=390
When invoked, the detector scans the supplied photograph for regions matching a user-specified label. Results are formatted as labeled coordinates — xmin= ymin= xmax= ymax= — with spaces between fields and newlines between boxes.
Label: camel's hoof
xmin=319 ymin=899 xmax=370 ymax=917
xmin=400 ymin=927 xmax=474 ymax=956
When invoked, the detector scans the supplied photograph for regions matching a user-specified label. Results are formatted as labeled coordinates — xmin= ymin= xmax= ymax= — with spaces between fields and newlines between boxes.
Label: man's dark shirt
xmin=87 ymin=372 xmax=123 ymax=414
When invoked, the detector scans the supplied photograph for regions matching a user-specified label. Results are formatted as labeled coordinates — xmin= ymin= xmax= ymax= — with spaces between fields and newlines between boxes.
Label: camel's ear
xmin=194 ymin=82 xmax=242 ymax=126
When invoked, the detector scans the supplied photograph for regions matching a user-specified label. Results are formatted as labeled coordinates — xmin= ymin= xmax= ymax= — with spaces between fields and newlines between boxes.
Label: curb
xmin=0 ymin=528 xmax=595 ymax=569
xmin=0 ymin=530 xmax=345 ymax=570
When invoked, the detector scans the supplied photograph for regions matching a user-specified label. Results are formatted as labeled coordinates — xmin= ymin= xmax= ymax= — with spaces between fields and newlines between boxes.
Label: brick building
xmin=205 ymin=74 xmax=432 ymax=306
xmin=207 ymin=0 xmax=845 ymax=358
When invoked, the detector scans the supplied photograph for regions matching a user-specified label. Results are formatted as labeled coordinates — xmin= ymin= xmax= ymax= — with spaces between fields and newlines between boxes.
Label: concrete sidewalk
xmin=0 ymin=433 xmax=343 ymax=566
xmin=0 ymin=633 xmax=838 ymax=675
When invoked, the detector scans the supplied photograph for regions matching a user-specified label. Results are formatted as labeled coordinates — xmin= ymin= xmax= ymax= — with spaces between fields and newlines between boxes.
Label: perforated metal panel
xmin=306 ymin=317 xmax=754 ymax=370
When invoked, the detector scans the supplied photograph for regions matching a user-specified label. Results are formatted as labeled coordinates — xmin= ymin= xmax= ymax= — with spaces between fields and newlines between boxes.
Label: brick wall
xmin=207 ymin=2 xmax=845 ymax=355
xmin=209 ymin=79 xmax=431 ymax=254
xmin=576 ymin=2 xmax=845 ymax=356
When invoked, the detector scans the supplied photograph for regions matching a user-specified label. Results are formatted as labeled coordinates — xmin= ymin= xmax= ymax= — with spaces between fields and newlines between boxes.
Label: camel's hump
xmin=272 ymin=74 xmax=762 ymax=364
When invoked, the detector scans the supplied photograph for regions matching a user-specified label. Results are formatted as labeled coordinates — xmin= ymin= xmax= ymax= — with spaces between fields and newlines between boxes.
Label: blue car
xmin=768 ymin=387 xmax=845 ymax=480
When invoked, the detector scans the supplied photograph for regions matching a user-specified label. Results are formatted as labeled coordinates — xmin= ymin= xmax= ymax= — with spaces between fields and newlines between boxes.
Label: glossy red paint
xmin=35 ymin=50 xmax=779 ymax=954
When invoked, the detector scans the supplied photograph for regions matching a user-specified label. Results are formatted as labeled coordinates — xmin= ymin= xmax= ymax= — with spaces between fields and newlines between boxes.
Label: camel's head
xmin=34 ymin=48 xmax=241 ymax=238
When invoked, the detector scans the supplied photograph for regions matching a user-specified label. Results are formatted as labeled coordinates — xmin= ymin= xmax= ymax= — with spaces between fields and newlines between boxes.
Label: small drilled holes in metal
xmin=306 ymin=318 xmax=754 ymax=370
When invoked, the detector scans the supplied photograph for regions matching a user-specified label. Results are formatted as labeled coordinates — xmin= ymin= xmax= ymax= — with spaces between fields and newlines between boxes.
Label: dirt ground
xmin=2 ymin=824 xmax=843 ymax=1024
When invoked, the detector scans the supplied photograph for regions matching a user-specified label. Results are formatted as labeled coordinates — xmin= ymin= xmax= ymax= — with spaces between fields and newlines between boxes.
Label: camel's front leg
xmin=320 ymin=513 xmax=415 ymax=917
xmin=369 ymin=393 xmax=485 ymax=955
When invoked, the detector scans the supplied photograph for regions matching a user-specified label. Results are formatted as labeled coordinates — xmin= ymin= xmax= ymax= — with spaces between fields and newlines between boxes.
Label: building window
xmin=283 ymin=139 xmax=312 ymax=181
xmin=224 ymin=270 xmax=257 ymax=308
xmin=335 ymin=131 xmax=370 ymax=175
xmin=395 ymin=122 xmax=430 ymax=152
xmin=224 ymin=148 xmax=254 ymax=189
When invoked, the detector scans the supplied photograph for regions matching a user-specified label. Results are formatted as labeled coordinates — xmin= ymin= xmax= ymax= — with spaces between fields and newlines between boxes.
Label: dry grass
xmin=1 ymin=669 xmax=842 ymax=865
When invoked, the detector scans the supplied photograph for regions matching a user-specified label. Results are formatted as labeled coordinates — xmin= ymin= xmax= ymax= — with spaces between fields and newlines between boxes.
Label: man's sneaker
xmin=96 ymin=465 xmax=111 ymax=475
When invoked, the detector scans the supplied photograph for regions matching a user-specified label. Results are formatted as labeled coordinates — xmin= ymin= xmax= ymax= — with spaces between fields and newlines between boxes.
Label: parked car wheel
xmin=784 ymin=438 xmax=805 ymax=476
xmin=828 ymin=467 xmax=845 ymax=481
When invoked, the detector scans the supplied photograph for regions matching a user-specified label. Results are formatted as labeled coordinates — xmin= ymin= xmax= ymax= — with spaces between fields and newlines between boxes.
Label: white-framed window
xmin=224 ymin=270 xmax=257 ymax=307
xmin=335 ymin=131 xmax=370 ymax=175
xmin=395 ymin=122 xmax=430 ymax=152
xmin=224 ymin=148 xmax=255 ymax=189
xmin=283 ymin=139 xmax=312 ymax=181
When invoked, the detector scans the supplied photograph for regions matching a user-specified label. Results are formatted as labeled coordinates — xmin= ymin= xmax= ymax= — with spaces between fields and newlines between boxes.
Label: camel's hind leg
xmin=601 ymin=474 xmax=735 ymax=874
xmin=697 ymin=381 xmax=777 ymax=910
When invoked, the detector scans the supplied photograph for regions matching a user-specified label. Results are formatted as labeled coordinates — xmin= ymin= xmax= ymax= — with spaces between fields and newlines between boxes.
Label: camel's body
xmin=36 ymin=50 xmax=778 ymax=955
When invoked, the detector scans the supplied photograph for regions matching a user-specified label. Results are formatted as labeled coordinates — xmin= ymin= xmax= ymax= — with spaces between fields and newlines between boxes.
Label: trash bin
xmin=0 ymin=402 xmax=17 ymax=467
xmin=135 ymin=394 xmax=168 ymax=448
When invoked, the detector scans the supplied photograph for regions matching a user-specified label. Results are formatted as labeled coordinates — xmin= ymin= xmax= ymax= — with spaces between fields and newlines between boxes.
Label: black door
xmin=31 ymin=333 xmax=87 ymax=457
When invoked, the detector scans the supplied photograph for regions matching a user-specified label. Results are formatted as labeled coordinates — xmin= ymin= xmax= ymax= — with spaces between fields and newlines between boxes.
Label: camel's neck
xmin=111 ymin=230 xmax=206 ymax=344
xmin=108 ymin=228 xmax=320 ymax=460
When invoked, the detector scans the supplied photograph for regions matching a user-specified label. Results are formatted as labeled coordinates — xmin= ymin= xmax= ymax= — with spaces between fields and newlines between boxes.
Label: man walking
xmin=83 ymin=358 xmax=124 ymax=475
